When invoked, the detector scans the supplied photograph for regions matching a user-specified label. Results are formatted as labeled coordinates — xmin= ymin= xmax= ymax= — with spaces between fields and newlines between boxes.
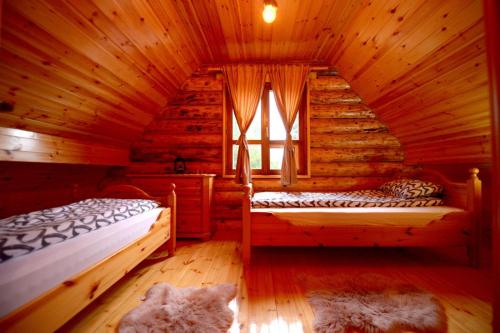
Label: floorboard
xmin=59 ymin=241 xmax=493 ymax=333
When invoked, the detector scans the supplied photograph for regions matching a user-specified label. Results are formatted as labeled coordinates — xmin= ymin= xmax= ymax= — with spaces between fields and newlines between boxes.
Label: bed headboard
xmin=100 ymin=183 xmax=177 ymax=250
xmin=98 ymin=184 xmax=176 ymax=209
xmin=407 ymin=168 xmax=481 ymax=212
xmin=414 ymin=168 xmax=482 ymax=267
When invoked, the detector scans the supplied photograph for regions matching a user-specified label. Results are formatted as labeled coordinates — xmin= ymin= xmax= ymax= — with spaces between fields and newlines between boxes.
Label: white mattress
xmin=0 ymin=207 xmax=163 ymax=317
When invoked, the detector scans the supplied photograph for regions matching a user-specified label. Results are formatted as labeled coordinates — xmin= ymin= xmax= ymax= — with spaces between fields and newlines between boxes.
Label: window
xmin=224 ymin=82 xmax=309 ymax=176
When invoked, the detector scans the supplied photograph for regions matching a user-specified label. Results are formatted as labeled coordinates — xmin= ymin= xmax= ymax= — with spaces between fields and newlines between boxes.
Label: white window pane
xmin=232 ymin=113 xmax=240 ymax=140
xmin=232 ymin=144 xmax=262 ymax=170
xmin=270 ymin=145 xmax=300 ymax=170
xmin=269 ymin=91 xmax=300 ymax=140
xmin=232 ymin=102 xmax=261 ymax=140
xmin=269 ymin=91 xmax=286 ymax=140
xmin=291 ymin=116 xmax=299 ymax=140
xmin=247 ymin=101 xmax=261 ymax=140
xmin=270 ymin=147 xmax=283 ymax=170
xmin=249 ymin=144 xmax=262 ymax=169
xmin=232 ymin=144 xmax=238 ymax=169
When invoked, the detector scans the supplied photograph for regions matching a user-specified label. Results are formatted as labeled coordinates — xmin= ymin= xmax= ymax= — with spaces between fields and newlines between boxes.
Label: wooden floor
xmin=59 ymin=240 xmax=493 ymax=333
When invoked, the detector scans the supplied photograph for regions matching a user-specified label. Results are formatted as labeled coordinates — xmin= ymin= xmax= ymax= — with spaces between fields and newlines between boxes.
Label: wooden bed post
xmin=166 ymin=183 xmax=177 ymax=256
xmin=242 ymin=184 xmax=253 ymax=266
xmin=467 ymin=168 xmax=482 ymax=267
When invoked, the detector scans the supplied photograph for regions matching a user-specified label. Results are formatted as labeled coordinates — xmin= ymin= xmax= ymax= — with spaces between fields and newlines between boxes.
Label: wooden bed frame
xmin=242 ymin=168 xmax=482 ymax=266
xmin=0 ymin=184 xmax=176 ymax=333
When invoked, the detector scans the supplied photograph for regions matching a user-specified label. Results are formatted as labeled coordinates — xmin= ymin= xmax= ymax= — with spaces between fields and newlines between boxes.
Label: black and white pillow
xmin=251 ymin=190 xmax=444 ymax=208
xmin=379 ymin=179 xmax=444 ymax=199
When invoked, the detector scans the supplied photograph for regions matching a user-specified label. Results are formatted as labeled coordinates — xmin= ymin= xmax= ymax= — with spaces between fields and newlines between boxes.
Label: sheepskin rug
xmin=307 ymin=274 xmax=447 ymax=333
xmin=119 ymin=283 xmax=237 ymax=333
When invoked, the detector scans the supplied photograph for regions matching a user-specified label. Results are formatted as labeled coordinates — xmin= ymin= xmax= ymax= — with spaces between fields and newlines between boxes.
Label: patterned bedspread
xmin=0 ymin=198 xmax=160 ymax=263
xmin=251 ymin=190 xmax=444 ymax=208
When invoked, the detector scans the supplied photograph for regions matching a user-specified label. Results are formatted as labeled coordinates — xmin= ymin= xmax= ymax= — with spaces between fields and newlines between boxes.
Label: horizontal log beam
xmin=311 ymin=133 xmax=401 ymax=148
xmin=311 ymin=147 xmax=404 ymax=162
xmin=146 ymin=119 xmax=222 ymax=134
xmin=161 ymin=105 xmax=222 ymax=119
xmin=169 ymin=91 xmax=222 ymax=105
xmin=311 ymin=162 xmax=403 ymax=177
xmin=310 ymin=104 xmax=375 ymax=119
xmin=251 ymin=176 xmax=389 ymax=192
xmin=310 ymin=90 xmax=362 ymax=104
xmin=309 ymin=76 xmax=351 ymax=90
xmin=138 ymin=133 xmax=222 ymax=147
xmin=131 ymin=147 xmax=223 ymax=163
xmin=180 ymin=75 xmax=223 ymax=91
xmin=310 ymin=119 xmax=387 ymax=134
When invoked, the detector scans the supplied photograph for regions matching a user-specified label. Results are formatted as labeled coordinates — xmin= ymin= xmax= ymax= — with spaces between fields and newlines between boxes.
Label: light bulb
xmin=262 ymin=3 xmax=277 ymax=23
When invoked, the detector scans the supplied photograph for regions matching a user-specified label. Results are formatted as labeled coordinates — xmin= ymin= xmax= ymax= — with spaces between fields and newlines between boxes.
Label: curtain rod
xmin=206 ymin=65 xmax=332 ymax=72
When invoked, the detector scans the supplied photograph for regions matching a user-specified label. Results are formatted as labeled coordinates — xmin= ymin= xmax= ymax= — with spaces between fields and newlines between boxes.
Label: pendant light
xmin=263 ymin=0 xmax=278 ymax=24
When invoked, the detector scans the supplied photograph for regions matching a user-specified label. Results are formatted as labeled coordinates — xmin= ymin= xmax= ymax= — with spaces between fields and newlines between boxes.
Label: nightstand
xmin=127 ymin=174 xmax=215 ymax=240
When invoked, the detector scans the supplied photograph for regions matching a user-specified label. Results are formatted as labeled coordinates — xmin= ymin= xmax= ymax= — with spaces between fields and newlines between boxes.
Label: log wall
xmin=129 ymin=71 xmax=405 ymax=229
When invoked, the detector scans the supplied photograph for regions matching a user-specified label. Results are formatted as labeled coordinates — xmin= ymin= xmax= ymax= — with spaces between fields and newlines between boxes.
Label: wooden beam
xmin=483 ymin=0 xmax=500 ymax=331
xmin=0 ymin=127 xmax=129 ymax=166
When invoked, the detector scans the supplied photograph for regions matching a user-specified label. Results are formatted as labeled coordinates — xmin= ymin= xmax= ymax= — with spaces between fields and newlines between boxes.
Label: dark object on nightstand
xmin=174 ymin=156 xmax=186 ymax=174
xmin=0 ymin=101 xmax=14 ymax=112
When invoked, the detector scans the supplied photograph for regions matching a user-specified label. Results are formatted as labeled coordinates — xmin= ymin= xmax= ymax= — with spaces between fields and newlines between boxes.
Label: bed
xmin=0 ymin=184 xmax=176 ymax=333
xmin=242 ymin=168 xmax=482 ymax=266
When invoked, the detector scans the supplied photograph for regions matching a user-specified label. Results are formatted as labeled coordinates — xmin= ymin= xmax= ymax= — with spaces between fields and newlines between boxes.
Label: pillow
xmin=379 ymin=178 xmax=444 ymax=199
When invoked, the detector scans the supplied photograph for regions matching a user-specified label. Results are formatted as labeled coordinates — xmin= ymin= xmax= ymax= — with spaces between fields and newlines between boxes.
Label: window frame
xmin=222 ymin=81 xmax=310 ymax=178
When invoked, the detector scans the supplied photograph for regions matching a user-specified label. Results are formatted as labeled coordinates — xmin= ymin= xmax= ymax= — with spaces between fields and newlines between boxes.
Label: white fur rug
xmin=119 ymin=283 xmax=237 ymax=333
xmin=306 ymin=274 xmax=447 ymax=333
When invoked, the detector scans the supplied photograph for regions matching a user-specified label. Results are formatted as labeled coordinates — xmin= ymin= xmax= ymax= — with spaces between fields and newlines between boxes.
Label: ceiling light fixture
xmin=262 ymin=0 xmax=278 ymax=24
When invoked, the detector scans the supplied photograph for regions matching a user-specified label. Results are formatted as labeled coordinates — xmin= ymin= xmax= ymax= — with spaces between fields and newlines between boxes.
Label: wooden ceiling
xmin=0 ymin=0 xmax=491 ymax=164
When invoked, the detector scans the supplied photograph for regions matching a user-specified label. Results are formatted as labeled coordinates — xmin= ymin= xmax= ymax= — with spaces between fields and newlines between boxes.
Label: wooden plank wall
xmin=0 ymin=162 xmax=110 ymax=218
xmin=128 ymin=70 xmax=404 ymax=229
xmin=0 ymin=127 xmax=129 ymax=165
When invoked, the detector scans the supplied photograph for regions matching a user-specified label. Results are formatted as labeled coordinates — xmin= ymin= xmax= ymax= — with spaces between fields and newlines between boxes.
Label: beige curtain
xmin=223 ymin=64 xmax=265 ymax=184
xmin=269 ymin=64 xmax=310 ymax=186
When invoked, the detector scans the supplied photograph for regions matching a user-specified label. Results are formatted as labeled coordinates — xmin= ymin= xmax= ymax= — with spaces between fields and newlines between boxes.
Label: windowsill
xmin=222 ymin=174 xmax=311 ymax=179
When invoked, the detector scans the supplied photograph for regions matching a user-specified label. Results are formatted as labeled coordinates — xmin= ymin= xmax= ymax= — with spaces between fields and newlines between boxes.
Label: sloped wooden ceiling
xmin=324 ymin=0 xmax=490 ymax=165
xmin=0 ymin=0 xmax=207 ymax=146
xmin=0 ymin=0 xmax=490 ymax=165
